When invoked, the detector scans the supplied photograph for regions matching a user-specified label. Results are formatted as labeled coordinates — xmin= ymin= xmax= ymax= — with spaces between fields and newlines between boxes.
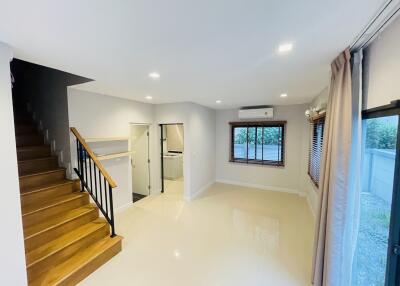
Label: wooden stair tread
xmin=20 ymin=179 xmax=74 ymax=195
xmin=24 ymin=204 xmax=98 ymax=239
xmin=22 ymin=192 xmax=87 ymax=216
xmin=26 ymin=218 xmax=108 ymax=266
xmin=30 ymin=235 xmax=122 ymax=286
xmin=19 ymin=168 xmax=65 ymax=179
xmin=17 ymin=145 xmax=51 ymax=161
xmin=19 ymin=156 xmax=56 ymax=162
xmin=12 ymin=107 xmax=122 ymax=284
xmin=18 ymin=156 xmax=59 ymax=176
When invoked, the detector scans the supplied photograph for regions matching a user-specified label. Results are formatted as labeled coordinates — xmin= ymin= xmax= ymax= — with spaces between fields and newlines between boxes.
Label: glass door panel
xmin=353 ymin=115 xmax=399 ymax=286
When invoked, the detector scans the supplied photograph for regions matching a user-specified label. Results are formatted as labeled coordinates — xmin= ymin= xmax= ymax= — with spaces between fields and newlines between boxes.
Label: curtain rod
xmin=350 ymin=0 xmax=400 ymax=51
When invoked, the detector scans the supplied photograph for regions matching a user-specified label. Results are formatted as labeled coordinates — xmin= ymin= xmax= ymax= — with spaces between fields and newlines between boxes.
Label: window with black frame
xmin=308 ymin=115 xmax=325 ymax=186
xmin=229 ymin=121 xmax=285 ymax=166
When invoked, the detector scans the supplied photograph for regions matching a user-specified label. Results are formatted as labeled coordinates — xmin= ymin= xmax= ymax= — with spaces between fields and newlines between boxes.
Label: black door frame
xmin=159 ymin=123 xmax=184 ymax=193
xmin=362 ymin=100 xmax=400 ymax=286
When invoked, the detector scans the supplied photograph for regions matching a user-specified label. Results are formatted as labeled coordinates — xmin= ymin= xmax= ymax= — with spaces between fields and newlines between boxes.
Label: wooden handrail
xmin=70 ymin=127 xmax=117 ymax=188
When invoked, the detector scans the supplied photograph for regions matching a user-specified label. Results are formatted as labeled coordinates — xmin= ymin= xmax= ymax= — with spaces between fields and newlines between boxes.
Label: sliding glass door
xmin=353 ymin=102 xmax=400 ymax=286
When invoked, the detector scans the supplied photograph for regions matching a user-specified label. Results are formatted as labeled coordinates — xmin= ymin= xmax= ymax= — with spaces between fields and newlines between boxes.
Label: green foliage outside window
xmin=366 ymin=119 xmax=397 ymax=149
xmin=234 ymin=127 xmax=281 ymax=145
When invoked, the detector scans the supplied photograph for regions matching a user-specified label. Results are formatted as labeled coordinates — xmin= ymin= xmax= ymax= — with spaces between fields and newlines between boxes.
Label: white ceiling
xmin=0 ymin=0 xmax=385 ymax=109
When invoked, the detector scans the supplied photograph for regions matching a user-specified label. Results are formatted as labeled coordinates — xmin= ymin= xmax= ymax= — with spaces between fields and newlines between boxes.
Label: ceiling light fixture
xmin=148 ymin=72 xmax=160 ymax=79
xmin=216 ymin=100 xmax=222 ymax=104
xmin=145 ymin=95 xmax=153 ymax=100
xmin=280 ymin=93 xmax=288 ymax=98
xmin=278 ymin=43 xmax=293 ymax=54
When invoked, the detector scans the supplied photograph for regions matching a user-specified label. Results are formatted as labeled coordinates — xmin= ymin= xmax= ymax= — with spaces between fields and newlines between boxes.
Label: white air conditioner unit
xmin=238 ymin=107 xmax=274 ymax=119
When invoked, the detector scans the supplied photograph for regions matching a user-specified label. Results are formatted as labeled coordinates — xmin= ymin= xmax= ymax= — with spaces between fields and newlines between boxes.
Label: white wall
xmin=154 ymin=102 xmax=216 ymax=200
xmin=67 ymin=88 xmax=154 ymax=210
xmin=0 ymin=42 xmax=27 ymax=285
xmin=216 ymin=104 xmax=308 ymax=194
xmin=363 ymin=14 xmax=400 ymax=109
xmin=187 ymin=103 xmax=216 ymax=199
xmin=68 ymin=90 xmax=216 ymax=207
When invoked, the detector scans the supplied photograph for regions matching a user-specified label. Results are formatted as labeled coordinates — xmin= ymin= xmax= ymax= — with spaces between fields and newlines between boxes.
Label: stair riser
xmin=16 ymin=134 xmax=44 ymax=147
xmin=14 ymin=118 xmax=34 ymax=124
xmin=17 ymin=146 xmax=51 ymax=161
xmin=23 ymin=195 xmax=90 ymax=228
xmin=55 ymin=239 xmax=122 ymax=286
xmin=15 ymin=125 xmax=37 ymax=135
xmin=18 ymin=157 xmax=59 ymax=176
xmin=20 ymin=170 xmax=66 ymax=190
xmin=21 ymin=183 xmax=78 ymax=207
xmin=27 ymin=224 xmax=110 ymax=282
xmin=24 ymin=208 xmax=99 ymax=253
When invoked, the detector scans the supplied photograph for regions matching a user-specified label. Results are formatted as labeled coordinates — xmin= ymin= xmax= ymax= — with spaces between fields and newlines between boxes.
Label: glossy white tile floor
xmin=79 ymin=182 xmax=314 ymax=286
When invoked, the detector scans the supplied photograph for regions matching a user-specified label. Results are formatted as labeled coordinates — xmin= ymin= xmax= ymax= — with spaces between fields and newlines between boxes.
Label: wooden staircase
xmin=14 ymin=107 xmax=122 ymax=285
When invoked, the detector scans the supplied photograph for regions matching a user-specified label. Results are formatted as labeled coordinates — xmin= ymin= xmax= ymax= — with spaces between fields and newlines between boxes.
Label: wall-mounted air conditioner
xmin=238 ymin=106 xmax=274 ymax=119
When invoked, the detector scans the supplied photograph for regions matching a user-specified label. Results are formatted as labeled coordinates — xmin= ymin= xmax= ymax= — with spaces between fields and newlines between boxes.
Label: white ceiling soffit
xmin=351 ymin=0 xmax=400 ymax=51
xmin=0 ymin=0 xmax=387 ymax=109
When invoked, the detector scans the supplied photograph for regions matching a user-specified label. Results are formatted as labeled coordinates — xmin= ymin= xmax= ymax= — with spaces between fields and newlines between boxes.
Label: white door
xmin=131 ymin=125 xmax=150 ymax=196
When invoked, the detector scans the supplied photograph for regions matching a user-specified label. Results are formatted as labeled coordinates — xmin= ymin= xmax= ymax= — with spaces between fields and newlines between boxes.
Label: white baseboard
xmin=215 ymin=179 xmax=299 ymax=195
xmin=186 ymin=180 xmax=215 ymax=201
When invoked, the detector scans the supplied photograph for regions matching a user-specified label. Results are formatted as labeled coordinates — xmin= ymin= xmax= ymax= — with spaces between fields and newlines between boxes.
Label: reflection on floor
xmin=164 ymin=177 xmax=184 ymax=196
xmin=78 ymin=183 xmax=314 ymax=286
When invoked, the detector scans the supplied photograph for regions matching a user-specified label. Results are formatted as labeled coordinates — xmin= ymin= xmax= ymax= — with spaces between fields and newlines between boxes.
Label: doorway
xmin=160 ymin=124 xmax=184 ymax=195
xmin=352 ymin=101 xmax=400 ymax=286
xmin=130 ymin=124 xmax=150 ymax=202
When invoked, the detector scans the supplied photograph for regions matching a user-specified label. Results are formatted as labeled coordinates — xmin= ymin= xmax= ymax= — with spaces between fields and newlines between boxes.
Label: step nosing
xmin=19 ymin=168 xmax=65 ymax=178
xmin=17 ymin=145 xmax=49 ymax=150
xmin=22 ymin=195 xmax=86 ymax=217
xmin=34 ymin=236 xmax=121 ymax=285
xmin=27 ymin=222 xmax=107 ymax=268
xmin=18 ymin=156 xmax=57 ymax=163
xmin=24 ymin=207 xmax=96 ymax=240
xmin=21 ymin=182 xmax=73 ymax=196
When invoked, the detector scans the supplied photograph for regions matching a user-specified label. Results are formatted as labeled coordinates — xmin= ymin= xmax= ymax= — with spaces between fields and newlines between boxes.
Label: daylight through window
xmin=230 ymin=121 xmax=285 ymax=166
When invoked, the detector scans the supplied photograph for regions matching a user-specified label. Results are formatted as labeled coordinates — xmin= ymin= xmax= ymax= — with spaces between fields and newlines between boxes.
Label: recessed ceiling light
xmin=278 ymin=43 xmax=293 ymax=54
xmin=145 ymin=95 xmax=153 ymax=100
xmin=148 ymin=72 xmax=160 ymax=79
xmin=216 ymin=100 xmax=222 ymax=104
xmin=280 ymin=93 xmax=288 ymax=98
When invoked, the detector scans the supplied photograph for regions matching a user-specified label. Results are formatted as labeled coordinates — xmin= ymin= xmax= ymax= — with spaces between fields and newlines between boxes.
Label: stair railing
xmin=70 ymin=127 xmax=117 ymax=237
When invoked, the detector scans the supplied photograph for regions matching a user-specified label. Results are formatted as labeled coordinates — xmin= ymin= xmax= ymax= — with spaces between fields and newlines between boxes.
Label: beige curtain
xmin=312 ymin=49 xmax=362 ymax=286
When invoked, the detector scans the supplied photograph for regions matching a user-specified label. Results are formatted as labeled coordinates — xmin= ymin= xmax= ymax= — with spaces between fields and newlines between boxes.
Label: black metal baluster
xmin=76 ymin=139 xmax=80 ymax=173
xmin=72 ymin=130 xmax=118 ymax=237
xmin=93 ymin=165 xmax=98 ymax=201
xmin=104 ymin=177 xmax=108 ymax=217
xmin=83 ymin=150 xmax=88 ymax=189
xmin=89 ymin=157 xmax=93 ymax=195
xmin=99 ymin=170 xmax=103 ymax=208
xmin=79 ymin=143 xmax=85 ymax=192
xmin=109 ymin=184 xmax=115 ymax=237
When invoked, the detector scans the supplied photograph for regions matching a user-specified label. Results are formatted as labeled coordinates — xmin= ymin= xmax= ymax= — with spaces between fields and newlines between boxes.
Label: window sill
xmin=229 ymin=159 xmax=284 ymax=167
